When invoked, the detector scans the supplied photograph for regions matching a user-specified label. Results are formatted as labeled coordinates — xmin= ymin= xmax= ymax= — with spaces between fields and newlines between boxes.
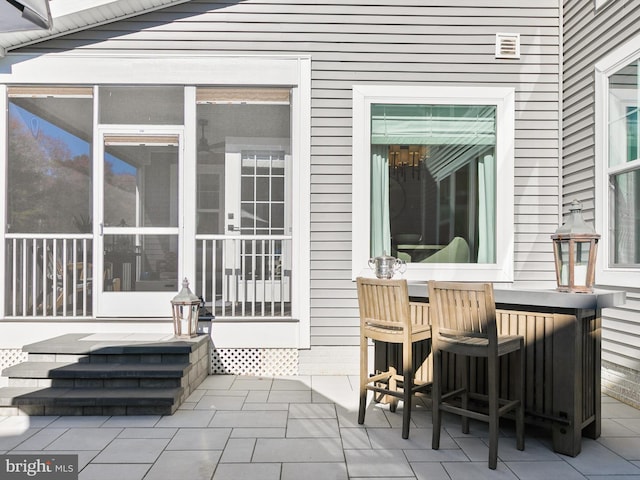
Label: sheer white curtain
xmin=370 ymin=145 xmax=391 ymax=256
xmin=477 ymin=154 xmax=496 ymax=263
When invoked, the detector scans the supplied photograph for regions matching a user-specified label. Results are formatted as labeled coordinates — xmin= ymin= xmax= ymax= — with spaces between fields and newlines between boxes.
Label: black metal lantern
xmin=171 ymin=277 xmax=200 ymax=338
xmin=551 ymin=200 xmax=600 ymax=293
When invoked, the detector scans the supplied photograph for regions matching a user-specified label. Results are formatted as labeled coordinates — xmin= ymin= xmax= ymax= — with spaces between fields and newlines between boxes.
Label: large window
xmin=596 ymin=41 xmax=640 ymax=286
xmin=194 ymin=87 xmax=291 ymax=236
xmin=370 ymin=104 xmax=496 ymax=264
xmin=353 ymin=86 xmax=515 ymax=282
xmin=7 ymin=87 xmax=93 ymax=233
xmin=194 ymin=87 xmax=292 ymax=315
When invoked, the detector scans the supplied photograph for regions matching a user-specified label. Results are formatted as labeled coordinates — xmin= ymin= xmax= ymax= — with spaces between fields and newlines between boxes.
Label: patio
xmin=1 ymin=374 xmax=639 ymax=480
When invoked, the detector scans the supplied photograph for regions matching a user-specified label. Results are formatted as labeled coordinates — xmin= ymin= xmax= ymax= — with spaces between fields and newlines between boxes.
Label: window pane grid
xmin=241 ymin=151 xmax=285 ymax=236
xmin=608 ymin=58 xmax=640 ymax=266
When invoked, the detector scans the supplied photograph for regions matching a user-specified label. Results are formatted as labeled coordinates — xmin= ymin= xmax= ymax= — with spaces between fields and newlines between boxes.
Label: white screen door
xmin=96 ymin=131 xmax=182 ymax=317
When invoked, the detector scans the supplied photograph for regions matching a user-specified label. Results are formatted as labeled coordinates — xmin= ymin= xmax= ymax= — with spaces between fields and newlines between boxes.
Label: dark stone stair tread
xmin=3 ymin=361 xmax=191 ymax=379
xmin=0 ymin=387 xmax=71 ymax=406
xmin=22 ymin=333 xmax=207 ymax=355
xmin=0 ymin=386 xmax=182 ymax=406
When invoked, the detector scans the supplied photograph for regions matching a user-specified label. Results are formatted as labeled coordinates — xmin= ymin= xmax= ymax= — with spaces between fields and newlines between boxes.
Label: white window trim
xmin=352 ymin=85 xmax=515 ymax=283
xmin=595 ymin=36 xmax=640 ymax=288
xmin=0 ymin=52 xmax=312 ymax=349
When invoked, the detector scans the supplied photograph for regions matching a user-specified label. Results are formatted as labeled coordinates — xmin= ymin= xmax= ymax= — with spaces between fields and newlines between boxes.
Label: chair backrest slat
xmin=428 ymin=280 xmax=498 ymax=347
xmin=409 ymin=301 xmax=429 ymax=326
xmin=357 ymin=277 xmax=411 ymax=331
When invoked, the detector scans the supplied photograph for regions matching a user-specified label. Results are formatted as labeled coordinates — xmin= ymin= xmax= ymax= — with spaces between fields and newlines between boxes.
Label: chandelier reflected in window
xmin=389 ymin=145 xmax=428 ymax=181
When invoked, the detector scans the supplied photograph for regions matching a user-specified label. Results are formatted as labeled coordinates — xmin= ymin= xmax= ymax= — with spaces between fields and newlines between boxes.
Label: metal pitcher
xmin=368 ymin=251 xmax=406 ymax=279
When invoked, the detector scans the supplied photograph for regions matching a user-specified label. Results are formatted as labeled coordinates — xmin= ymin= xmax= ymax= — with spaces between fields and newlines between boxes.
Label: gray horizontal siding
xmin=17 ymin=0 xmax=561 ymax=348
xmin=563 ymin=0 xmax=640 ymax=212
xmin=563 ymin=0 xmax=640 ymax=393
xmin=601 ymin=285 xmax=640 ymax=372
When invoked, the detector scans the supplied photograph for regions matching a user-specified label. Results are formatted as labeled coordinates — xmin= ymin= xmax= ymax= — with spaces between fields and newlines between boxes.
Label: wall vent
xmin=495 ymin=33 xmax=520 ymax=59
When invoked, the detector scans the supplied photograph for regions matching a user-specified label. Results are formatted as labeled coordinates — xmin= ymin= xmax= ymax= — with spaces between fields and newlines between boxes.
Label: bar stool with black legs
xmin=428 ymin=280 xmax=525 ymax=469
xmin=356 ymin=277 xmax=432 ymax=439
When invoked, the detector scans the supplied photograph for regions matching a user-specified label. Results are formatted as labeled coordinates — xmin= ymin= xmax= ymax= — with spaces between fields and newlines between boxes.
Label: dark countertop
xmin=407 ymin=283 xmax=626 ymax=310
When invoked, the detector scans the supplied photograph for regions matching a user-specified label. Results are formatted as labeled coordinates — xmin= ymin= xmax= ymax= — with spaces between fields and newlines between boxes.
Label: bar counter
xmin=408 ymin=283 xmax=625 ymax=311
xmin=382 ymin=284 xmax=626 ymax=457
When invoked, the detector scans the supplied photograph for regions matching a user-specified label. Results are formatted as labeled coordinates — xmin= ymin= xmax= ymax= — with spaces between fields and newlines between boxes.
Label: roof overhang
xmin=0 ymin=0 xmax=52 ymax=32
xmin=0 ymin=0 xmax=193 ymax=57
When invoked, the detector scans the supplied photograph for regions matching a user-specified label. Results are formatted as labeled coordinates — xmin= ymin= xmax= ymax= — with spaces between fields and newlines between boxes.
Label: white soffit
xmin=0 ymin=0 xmax=193 ymax=57
xmin=0 ymin=0 xmax=52 ymax=32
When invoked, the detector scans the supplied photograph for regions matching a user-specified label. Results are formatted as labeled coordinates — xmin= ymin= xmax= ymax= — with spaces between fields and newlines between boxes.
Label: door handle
xmin=99 ymin=223 xmax=104 ymax=236
xmin=228 ymin=225 xmax=240 ymax=232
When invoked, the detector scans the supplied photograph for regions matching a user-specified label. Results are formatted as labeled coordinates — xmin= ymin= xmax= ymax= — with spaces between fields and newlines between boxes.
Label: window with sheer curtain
xmin=352 ymin=85 xmax=515 ymax=282
xmin=369 ymin=104 xmax=497 ymax=265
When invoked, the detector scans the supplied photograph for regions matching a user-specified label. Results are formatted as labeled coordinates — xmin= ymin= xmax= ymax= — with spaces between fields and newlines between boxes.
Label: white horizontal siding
xmin=16 ymin=0 xmax=561 ymax=349
xmin=600 ymin=286 xmax=640 ymax=371
xmin=563 ymin=0 xmax=640 ymax=396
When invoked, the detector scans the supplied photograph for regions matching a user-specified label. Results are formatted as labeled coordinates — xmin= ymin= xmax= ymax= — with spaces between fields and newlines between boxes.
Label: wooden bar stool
xmin=428 ymin=280 xmax=525 ymax=469
xmin=356 ymin=277 xmax=432 ymax=439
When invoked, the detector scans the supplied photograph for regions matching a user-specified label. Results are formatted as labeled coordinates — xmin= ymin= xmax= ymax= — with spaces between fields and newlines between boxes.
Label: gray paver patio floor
xmin=1 ymin=375 xmax=639 ymax=480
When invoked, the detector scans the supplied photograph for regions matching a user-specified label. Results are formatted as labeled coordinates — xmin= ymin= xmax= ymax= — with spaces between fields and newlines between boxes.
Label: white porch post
xmin=181 ymin=86 xmax=197 ymax=289
xmin=0 ymin=84 xmax=7 ymax=318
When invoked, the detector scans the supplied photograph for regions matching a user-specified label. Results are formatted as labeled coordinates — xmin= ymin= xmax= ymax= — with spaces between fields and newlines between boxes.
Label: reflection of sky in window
xmin=10 ymin=103 xmax=135 ymax=175
xmin=105 ymin=155 xmax=136 ymax=176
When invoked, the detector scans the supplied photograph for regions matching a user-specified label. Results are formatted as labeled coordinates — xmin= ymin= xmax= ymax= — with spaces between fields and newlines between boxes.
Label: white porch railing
xmin=5 ymin=234 xmax=93 ymax=318
xmin=196 ymin=235 xmax=292 ymax=318
xmin=4 ymin=234 xmax=292 ymax=319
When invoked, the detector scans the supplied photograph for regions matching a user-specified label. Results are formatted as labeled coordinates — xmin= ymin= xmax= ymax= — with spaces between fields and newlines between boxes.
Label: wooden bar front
xmin=375 ymin=286 xmax=625 ymax=457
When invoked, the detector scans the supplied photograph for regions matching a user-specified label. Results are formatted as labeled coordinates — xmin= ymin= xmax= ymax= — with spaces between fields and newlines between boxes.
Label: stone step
xmin=0 ymin=333 xmax=211 ymax=416
xmin=3 ymin=361 xmax=190 ymax=389
xmin=27 ymin=352 xmax=192 ymax=364
xmin=3 ymin=361 xmax=191 ymax=379
xmin=22 ymin=333 xmax=205 ymax=365
xmin=23 ymin=333 xmax=200 ymax=355
xmin=0 ymin=386 xmax=183 ymax=416
xmin=7 ymin=378 xmax=186 ymax=388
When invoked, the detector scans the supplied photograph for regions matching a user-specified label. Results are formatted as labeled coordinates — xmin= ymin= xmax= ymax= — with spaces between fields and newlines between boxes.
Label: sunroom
xmin=0 ymin=53 xmax=311 ymax=349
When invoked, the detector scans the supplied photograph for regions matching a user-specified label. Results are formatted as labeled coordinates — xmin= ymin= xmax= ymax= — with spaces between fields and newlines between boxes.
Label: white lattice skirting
xmin=211 ymin=348 xmax=298 ymax=376
xmin=0 ymin=349 xmax=27 ymax=371
xmin=3 ymin=346 xmax=298 ymax=377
